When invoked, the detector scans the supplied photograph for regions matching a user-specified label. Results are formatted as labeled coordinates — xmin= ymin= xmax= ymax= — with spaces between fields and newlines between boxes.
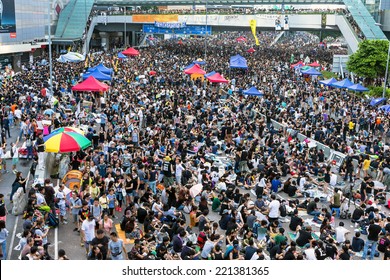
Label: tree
xmin=347 ymin=39 xmax=389 ymax=81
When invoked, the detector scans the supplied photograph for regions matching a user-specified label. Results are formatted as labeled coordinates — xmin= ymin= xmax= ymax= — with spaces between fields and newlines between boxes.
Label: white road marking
xmin=54 ymin=179 xmax=60 ymax=260
xmin=7 ymin=215 xmax=19 ymax=260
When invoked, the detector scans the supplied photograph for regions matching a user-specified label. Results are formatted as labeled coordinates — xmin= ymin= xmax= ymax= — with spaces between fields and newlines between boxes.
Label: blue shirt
xmin=271 ymin=179 xmax=282 ymax=192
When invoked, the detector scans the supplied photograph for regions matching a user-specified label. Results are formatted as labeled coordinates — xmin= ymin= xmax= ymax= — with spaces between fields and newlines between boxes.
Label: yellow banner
xmin=132 ymin=14 xmax=179 ymax=23
xmin=249 ymin=19 xmax=259 ymax=46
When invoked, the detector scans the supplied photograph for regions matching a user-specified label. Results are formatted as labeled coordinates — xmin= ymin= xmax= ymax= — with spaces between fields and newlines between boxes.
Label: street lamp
xmin=204 ymin=0 xmax=208 ymax=63
xmin=48 ymin=0 xmax=53 ymax=94
xmin=376 ymin=22 xmax=389 ymax=98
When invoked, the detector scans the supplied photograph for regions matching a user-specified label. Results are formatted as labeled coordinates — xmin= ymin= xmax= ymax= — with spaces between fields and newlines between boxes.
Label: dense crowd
xmin=0 ymin=30 xmax=389 ymax=261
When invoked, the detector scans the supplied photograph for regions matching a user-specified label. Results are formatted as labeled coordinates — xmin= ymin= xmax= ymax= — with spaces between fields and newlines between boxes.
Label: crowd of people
xmin=0 ymin=29 xmax=390 ymax=261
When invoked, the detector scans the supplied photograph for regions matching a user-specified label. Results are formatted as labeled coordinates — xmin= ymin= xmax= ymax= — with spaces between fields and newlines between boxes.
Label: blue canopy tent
xmin=348 ymin=84 xmax=369 ymax=92
xmin=301 ymin=67 xmax=322 ymax=76
xmin=379 ymin=105 xmax=390 ymax=113
xmin=370 ymin=97 xmax=386 ymax=106
xmin=83 ymin=69 xmax=112 ymax=81
xmin=229 ymin=54 xmax=248 ymax=69
xmin=243 ymin=86 xmax=263 ymax=96
xmin=88 ymin=63 xmax=113 ymax=75
xmin=204 ymin=71 xmax=216 ymax=78
xmin=319 ymin=77 xmax=337 ymax=86
xmin=330 ymin=78 xmax=354 ymax=89
xmin=184 ymin=63 xmax=195 ymax=70
xmin=118 ymin=52 xmax=127 ymax=59
xmin=193 ymin=60 xmax=206 ymax=65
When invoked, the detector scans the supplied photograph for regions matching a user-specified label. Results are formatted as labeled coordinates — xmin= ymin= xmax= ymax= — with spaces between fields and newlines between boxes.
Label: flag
xmin=115 ymin=59 xmax=119 ymax=72
xmin=249 ymin=19 xmax=259 ymax=46
xmin=84 ymin=56 xmax=89 ymax=68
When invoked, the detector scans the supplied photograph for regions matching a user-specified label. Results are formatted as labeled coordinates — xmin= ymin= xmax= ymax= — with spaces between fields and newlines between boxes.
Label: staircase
xmin=54 ymin=0 xmax=95 ymax=41
xmin=270 ymin=31 xmax=285 ymax=47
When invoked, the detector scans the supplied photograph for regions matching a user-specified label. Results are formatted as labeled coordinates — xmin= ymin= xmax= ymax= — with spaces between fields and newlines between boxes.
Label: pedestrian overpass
xmin=54 ymin=0 xmax=387 ymax=51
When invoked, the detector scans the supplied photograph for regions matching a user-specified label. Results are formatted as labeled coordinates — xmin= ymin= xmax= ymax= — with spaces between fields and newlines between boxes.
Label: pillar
xmin=99 ymin=32 xmax=109 ymax=51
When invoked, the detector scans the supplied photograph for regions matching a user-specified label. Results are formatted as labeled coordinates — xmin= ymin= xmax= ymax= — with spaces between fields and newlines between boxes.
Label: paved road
xmin=2 ymin=125 xmax=389 ymax=260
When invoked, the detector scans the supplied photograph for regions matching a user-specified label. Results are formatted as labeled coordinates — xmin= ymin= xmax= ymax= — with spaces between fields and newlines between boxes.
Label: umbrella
xmin=331 ymin=78 xmax=354 ymax=89
xmin=347 ymin=84 xmax=369 ymax=92
xmin=319 ymin=77 xmax=337 ymax=86
xmin=149 ymin=71 xmax=157 ymax=76
xmin=370 ymin=97 xmax=386 ymax=106
xmin=379 ymin=105 xmax=390 ymax=113
xmin=44 ymin=131 xmax=91 ymax=153
xmin=118 ymin=52 xmax=127 ymax=59
xmin=51 ymin=127 xmax=85 ymax=135
xmin=189 ymin=184 xmax=203 ymax=198
xmin=247 ymin=47 xmax=256 ymax=53
xmin=243 ymin=86 xmax=263 ymax=96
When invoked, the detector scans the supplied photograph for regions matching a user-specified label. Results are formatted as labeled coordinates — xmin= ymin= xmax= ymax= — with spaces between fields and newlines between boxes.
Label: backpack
xmin=46 ymin=212 xmax=59 ymax=228
xmin=197 ymin=231 xmax=207 ymax=249
xmin=224 ymin=245 xmax=234 ymax=260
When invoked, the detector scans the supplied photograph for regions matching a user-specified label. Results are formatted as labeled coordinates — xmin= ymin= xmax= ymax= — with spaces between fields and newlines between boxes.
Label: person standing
xmin=268 ymin=194 xmax=280 ymax=224
xmin=362 ymin=218 xmax=382 ymax=260
xmin=0 ymin=220 xmax=9 ymax=260
xmin=108 ymin=232 xmax=128 ymax=260
xmin=81 ymin=214 xmax=96 ymax=256
xmin=36 ymin=133 xmax=45 ymax=170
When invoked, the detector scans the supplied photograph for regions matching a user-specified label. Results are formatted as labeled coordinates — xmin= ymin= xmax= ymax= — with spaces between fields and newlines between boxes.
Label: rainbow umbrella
xmin=51 ymin=127 xmax=85 ymax=135
xmin=44 ymin=131 xmax=91 ymax=153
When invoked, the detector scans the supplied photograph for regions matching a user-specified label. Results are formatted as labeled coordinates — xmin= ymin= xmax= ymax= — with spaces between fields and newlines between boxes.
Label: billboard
xmin=0 ymin=0 xmax=16 ymax=34
xmin=133 ymin=14 xmax=178 ymax=23
xmin=143 ymin=24 xmax=211 ymax=35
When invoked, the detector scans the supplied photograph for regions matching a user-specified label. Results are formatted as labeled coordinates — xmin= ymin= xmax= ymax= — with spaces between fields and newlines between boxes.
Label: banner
xmin=154 ymin=21 xmax=186 ymax=29
xmin=249 ymin=19 xmax=259 ymax=46
xmin=143 ymin=24 xmax=211 ymax=35
xmin=0 ymin=0 xmax=16 ymax=34
xmin=133 ymin=14 xmax=178 ymax=23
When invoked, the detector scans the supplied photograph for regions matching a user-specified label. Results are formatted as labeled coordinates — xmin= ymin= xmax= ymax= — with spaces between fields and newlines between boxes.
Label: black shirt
xmin=0 ymin=199 xmax=6 ymax=216
xmin=367 ymin=224 xmax=382 ymax=241
xmin=36 ymin=137 xmax=45 ymax=152
xmin=90 ymin=236 xmax=109 ymax=259
xmin=289 ymin=216 xmax=303 ymax=231
xmin=352 ymin=208 xmax=364 ymax=221
xmin=307 ymin=201 xmax=317 ymax=214
xmin=296 ymin=230 xmax=313 ymax=247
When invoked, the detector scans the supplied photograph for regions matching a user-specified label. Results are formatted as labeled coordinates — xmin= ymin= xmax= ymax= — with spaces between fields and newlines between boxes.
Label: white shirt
xmin=175 ymin=164 xmax=184 ymax=177
xmin=335 ymin=226 xmax=349 ymax=243
xmin=304 ymin=248 xmax=317 ymax=260
xmin=81 ymin=219 xmax=96 ymax=242
xmin=201 ymin=240 xmax=215 ymax=259
xmin=268 ymin=200 xmax=280 ymax=219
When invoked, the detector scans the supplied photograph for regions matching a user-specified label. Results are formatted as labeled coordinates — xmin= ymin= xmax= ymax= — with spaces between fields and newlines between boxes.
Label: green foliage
xmin=367 ymin=86 xmax=390 ymax=98
xmin=321 ymin=71 xmax=338 ymax=79
xmin=347 ymin=40 xmax=389 ymax=79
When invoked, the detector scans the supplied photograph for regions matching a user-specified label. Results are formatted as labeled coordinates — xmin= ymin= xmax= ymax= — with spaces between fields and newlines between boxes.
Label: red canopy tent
xmin=236 ymin=36 xmax=247 ymax=42
xmin=309 ymin=62 xmax=321 ymax=67
xmin=206 ymin=73 xmax=229 ymax=83
xmin=184 ymin=64 xmax=206 ymax=75
xmin=122 ymin=47 xmax=140 ymax=56
xmin=290 ymin=61 xmax=305 ymax=68
xmin=72 ymin=76 xmax=109 ymax=92
xmin=247 ymin=47 xmax=256 ymax=53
